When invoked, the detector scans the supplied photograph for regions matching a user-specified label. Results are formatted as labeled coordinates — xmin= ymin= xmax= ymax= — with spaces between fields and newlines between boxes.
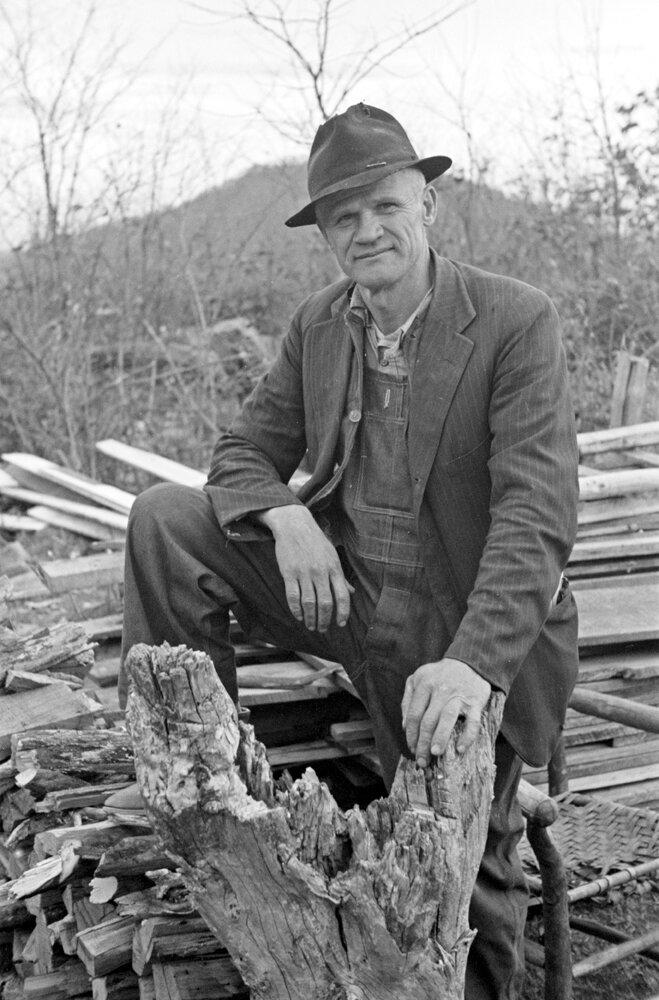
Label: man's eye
xmin=378 ymin=202 xmax=398 ymax=212
xmin=333 ymin=214 xmax=353 ymax=226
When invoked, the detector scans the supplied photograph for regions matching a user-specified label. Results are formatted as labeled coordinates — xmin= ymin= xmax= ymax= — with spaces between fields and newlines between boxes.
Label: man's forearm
xmin=255 ymin=505 xmax=352 ymax=631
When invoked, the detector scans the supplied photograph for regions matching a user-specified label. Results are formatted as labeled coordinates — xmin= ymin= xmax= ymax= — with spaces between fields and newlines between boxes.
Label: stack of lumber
xmin=573 ymin=420 xmax=659 ymax=579
xmin=0 ymin=454 xmax=133 ymax=542
xmin=0 ymin=726 xmax=249 ymax=999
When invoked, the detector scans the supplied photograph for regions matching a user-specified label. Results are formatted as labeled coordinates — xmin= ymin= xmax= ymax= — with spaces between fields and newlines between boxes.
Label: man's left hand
xmin=402 ymin=658 xmax=492 ymax=768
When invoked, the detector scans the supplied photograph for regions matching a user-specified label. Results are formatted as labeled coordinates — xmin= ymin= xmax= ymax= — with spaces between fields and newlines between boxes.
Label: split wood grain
xmin=76 ymin=914 xmax=135 ymax=977
xmin=0 ymin=685 xmax=103 ymax=761
xmin=126 ymin=642 xmax=505 ymax=1000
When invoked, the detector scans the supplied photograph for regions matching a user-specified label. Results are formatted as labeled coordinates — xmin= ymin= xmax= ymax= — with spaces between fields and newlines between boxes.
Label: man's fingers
xmin=456 ymin=706 xmax=482 ymax=754
xmin=299 ymin=580 xmax=317 ymax=631
xmin=429 ymin=699 xmax=462 ymax=759
xmin=414 ymin=702 xmax=444 ymax=768
xmin=314 ymin=578 xmax=334 ymax=632
xmin=401 ymin=678 xmax=414 ymax=728
xmin=284 ymin=579 xmax=303 ymax=622
xmin=404 ymin=683 xmax=431 ymax=758
xmin=330 ymin=569 xmax=351 ymax=628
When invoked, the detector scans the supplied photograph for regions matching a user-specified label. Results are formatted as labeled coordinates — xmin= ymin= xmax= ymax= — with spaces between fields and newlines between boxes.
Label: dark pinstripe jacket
xmin=206 ymin=252 xmax=580 ymax=766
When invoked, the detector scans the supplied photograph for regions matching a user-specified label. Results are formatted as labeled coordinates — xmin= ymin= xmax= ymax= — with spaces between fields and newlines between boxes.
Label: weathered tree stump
xmin=125 ymin=643 xmax=504 ymax=1000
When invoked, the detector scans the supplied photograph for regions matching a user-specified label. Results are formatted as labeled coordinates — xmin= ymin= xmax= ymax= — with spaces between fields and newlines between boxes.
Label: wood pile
xmin=0 ymin=425 xmax=656 ymax=995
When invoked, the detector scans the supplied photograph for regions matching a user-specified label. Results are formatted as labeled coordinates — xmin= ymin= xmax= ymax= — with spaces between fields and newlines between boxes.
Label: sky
xmin=1 ymin=0 xmax=658 ymax=236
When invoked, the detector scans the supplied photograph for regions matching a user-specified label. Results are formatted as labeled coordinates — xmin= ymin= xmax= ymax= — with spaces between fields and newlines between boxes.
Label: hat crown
xmin=307 ymin=103 xmax=418 ymax=202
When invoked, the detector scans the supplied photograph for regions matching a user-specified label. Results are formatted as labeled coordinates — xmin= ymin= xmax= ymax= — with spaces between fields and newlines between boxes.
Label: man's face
xmin=316 ymin=169 xmax=437 ymax=293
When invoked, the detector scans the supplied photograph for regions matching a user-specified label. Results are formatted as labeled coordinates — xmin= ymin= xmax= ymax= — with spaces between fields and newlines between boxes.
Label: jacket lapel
xmin=302 ymin=297 xmax=361 ymax=488
xmin=408 ymin=255 xmax=476 ymax=513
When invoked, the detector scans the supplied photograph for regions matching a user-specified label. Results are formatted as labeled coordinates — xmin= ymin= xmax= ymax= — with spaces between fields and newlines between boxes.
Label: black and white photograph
xmin=0 ymin=2 xmax=657 ymax=998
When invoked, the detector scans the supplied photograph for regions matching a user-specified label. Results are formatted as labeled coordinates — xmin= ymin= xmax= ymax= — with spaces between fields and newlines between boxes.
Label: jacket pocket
xmin=442 ymin=435 xmax=491 ymax=478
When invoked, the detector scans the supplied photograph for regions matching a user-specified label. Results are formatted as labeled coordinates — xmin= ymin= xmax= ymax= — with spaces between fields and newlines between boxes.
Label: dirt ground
xmin=523 ymin=889 xmax=659 ymax=999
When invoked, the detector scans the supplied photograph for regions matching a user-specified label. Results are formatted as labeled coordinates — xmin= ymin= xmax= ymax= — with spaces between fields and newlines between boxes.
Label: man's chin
xmin=351 ymin=257 xmax=399 ymax=290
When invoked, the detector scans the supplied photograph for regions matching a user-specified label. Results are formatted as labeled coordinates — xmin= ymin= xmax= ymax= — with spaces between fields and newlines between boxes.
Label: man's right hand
xmin=256 ymin=505 xmax=352 ymax=632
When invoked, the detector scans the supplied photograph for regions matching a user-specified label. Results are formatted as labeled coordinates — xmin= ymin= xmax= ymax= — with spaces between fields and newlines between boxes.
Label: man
xmin=120 ymin=103 xmax=579 ymax=999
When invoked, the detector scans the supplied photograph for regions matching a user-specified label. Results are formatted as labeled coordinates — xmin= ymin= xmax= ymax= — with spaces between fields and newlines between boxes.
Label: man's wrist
xmin=255 ymin=503 xmax=310 ymax=537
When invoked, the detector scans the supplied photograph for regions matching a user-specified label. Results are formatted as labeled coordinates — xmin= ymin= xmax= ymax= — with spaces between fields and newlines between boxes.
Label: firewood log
xmin=126 ymin=642 xmax=504 ymax=1000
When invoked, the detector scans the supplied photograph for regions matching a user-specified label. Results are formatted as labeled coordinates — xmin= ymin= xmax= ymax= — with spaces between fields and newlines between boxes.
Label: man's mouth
xmin=355 ymin=248 xmax=391 ymax=260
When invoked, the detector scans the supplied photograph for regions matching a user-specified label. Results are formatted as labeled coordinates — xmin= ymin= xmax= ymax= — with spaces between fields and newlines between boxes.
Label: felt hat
xmin=285 ymin=103 xmax=452 ymax=228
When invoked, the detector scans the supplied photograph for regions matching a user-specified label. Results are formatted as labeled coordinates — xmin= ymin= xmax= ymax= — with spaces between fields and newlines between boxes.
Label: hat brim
xmin=285 ymin=155 xmax=452 ymax=228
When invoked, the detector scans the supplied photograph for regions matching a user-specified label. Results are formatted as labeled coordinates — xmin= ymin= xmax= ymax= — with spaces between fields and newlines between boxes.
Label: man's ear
xmin=422 ymin=184 xmax=439 ymax=227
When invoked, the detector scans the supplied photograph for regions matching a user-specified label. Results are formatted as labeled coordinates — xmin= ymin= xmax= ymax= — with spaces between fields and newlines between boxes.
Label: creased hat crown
xmin=285 ymin=103 xmax=451 ymax=227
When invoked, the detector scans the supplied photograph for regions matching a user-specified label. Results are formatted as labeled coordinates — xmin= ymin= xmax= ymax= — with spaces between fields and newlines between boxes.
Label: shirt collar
xmin=348 ymin=281 xmax=433 ymax=350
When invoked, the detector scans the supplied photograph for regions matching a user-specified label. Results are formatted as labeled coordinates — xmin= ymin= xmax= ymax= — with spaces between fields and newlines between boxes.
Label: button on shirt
xmin=348 ymin=283 xmax=433 ymax=378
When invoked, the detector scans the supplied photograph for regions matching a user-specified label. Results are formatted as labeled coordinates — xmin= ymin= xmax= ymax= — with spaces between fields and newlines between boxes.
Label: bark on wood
xmin=12 ymin=729 xmax=135 ymax=778
xmin=125 ymin=642 xmax=504 ymax=1000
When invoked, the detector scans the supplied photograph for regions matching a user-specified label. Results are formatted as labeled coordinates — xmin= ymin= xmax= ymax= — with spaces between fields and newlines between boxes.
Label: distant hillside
xmin=73 ymin=157 xmax=557 ymax=339
xmin=1 ymin=156 xmax=655 ymax=471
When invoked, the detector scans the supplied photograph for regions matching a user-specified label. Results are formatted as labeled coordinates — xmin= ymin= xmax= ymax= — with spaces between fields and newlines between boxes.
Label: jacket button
xmin=348 ymin=409 xmax=361 ymax=422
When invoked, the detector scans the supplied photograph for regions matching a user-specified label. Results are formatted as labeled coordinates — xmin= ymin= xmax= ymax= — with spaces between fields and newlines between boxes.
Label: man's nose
xmin=354 ymin=210 xmax=382 ymax=243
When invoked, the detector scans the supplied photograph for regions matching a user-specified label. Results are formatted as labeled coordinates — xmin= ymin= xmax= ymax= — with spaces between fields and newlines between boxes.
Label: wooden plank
xmin=39 ymin=552 xmax=124 ymax=594
xmin=576 ymin=578 xmax=659 ymax=645
xmin=3 ymin=568 xmax=50 ymax=601
xmin=0 ymin=684 xmax=103 ymax=760
xmin=28 ymin=505 xmax=123 ymax=540
xmin=268 ymin=739 xmax=351 ymax=767
xmin=571 ymin=531 xmax=659 ymax=561
xmin=523 ymin=739 xmax=659 ymax=785
xmin=578 ymin=494 xmax=659 ymax=525
xmin=236 ymin=659 xmax=341 ymax=690
xmin=571 ymin=569 xmax=659 ymax=591
xmin=239 ymin=685 xmax=337 ymax=706
xmin=96 ymin=440 xmax=206 ymax=489
xmin=578 ymin=419 xmax=659 ymax=456
xmin=625 ymin=449 xmax=659 ymax=468
xmin=577 ymin=513 xmax=659 ymax=537
xmin=0 ymin=475 xmax=129 ymax=529
xmin=577 ymin=649 xmax=659 ymax=682
xmin=2 ymin=453 xmax=135 ymax=515
xmin=579 ymin=468 xmax=659 ymax=501
xmin=80 ymin=613 xmax=124 ymax=642
xmin=569 ymin=554 xmax=659 ymax=579
xmin=0 ymin=512 xmax=45 ymax=532
xmin=533 ymin=762 xmax=659 ymax=794
xmin=4 ymin=668 xmax=82 ymax=693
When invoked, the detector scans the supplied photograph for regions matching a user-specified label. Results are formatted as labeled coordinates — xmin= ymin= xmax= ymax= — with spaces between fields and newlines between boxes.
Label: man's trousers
xmin=120 ymin=483 xmax=529 ymax=1000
